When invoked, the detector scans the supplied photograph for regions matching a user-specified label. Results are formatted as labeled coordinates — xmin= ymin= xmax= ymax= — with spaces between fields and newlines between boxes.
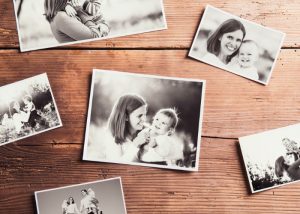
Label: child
xmin=22 ymin=95 xmax=41 ymax=129
xmin=65 ymin=0 xmax=110 ymax=37
xmin=138 ymin=108 xmax=183 ymax=165
xmin=230 ymin=40 xmax=260 ymax=80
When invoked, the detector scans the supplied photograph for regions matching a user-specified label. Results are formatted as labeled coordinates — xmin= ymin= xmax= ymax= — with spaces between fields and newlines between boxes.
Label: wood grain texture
xmin=1 ymin=0 xmax=299 ymax=49
xmin=1 ymin=0 xmax=300 ymax=213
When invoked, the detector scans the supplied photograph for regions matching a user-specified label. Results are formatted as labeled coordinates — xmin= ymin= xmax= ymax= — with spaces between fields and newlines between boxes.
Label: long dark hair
xmin=275 ymin=156 xmax=289 ymax=178
xmin=207 ymin=19 xmax=246 ymax=63
xmin=108 ymin=94 xmax=147 ymax=145
xmin=44 ymin=0 xmax=68 ymax=22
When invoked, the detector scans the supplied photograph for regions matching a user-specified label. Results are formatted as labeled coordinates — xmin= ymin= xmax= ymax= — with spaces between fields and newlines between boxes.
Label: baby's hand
xmin=133 ymin=132 xmax=150 ymax=147
xmin=65 ymin=4 xmax=77 ymax=17
xmin=99 ymin=23 xmax=110 ymax=37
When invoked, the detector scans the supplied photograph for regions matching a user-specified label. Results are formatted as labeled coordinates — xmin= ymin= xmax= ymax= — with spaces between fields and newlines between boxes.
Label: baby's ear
xmin=167 ymin=128 xmax=175 ymax=136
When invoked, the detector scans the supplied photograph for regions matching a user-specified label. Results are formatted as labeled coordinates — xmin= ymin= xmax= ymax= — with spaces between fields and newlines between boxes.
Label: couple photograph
xmin=239 ymin=123 xmax=300 ymax=193
xmin=189 ymin=5 xmax=285 ymax=85
xmin=0 ymin=73 xmax=62 ymax=146
xmin=13 ymin=0 xmax=167 ymax=51
xmin=83 ymin=70 xmax=205 ymax=171
xmin=35 ymin=178 xmax=126 ymax=214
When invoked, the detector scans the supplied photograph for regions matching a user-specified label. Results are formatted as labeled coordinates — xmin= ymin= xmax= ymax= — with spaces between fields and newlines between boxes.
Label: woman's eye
xmin=227 ymin=36 xmax=233 ymax=40
xmin=236 ymin=39 xmax=241 ymax=43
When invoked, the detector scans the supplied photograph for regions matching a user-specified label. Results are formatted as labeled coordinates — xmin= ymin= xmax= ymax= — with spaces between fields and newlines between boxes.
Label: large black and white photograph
xmin=83 ymin=70 xmax=205 ymax=171
xmin=13 ymin=0 xmax=167 ymax=52
xmin=189 ymin=5 xmax=285 ymax=85
xmin=35 ymin=177 xmax=126 ymax=214
xmin=239 ymin=123 xmax=300 ymax=193
xmin=0 ymin=73 xmax=62 ymax=146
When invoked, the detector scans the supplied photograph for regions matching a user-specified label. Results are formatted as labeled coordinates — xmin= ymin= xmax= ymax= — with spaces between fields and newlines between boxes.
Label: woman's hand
xmin=65 ymin=4 xmax=77 ymax=17
xmin=99 ymin=23 xmax=110 ymax=37
xmin=133 ymin=131 xmax=150 ymax=147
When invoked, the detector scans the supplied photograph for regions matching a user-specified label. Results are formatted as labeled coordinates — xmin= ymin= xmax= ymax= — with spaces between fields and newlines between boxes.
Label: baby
xmin=282 ymin=138 xmax=300 ymax=162
xmin=230 ymin=40 xmax=260 ymax=80
xmin=65 ymin=0 xmax=110 ymax=37
xmin=137 ymin=108 xmax=181 ymax=165
xmin=23 ymin=95 xmax=41 ymax=128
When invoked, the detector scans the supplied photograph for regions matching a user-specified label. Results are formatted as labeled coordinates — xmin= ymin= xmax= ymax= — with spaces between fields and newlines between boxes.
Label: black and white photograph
xmin=239 ymin=123 xmax=300 ymax=193
xmin=35 ymin=177 xmax=126 ymax=214
xmin=13 ymin=0 xmax=167 ymax=52
xmin=189 ymin=5 xmax=285 ymax=85
xmin=83 ymin=70 xmax=205 ymax=171
xmin=0 ymin=73 xmax=62 ymax=146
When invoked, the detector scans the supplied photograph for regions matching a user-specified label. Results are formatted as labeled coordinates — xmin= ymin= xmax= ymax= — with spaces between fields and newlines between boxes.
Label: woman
xmin=64 ymin=197 xmax=79 ymax=214
xmin=44 ymin=0 xmax=101 ymax=43
xmin=275 ymin=155 xmax=300 ymax=180
xmin=203 ymin=19 xmax=246 ymax=67
xmin=105 ymin=94 xmax=148 ymax=162
xmin=9 ymin=101 xmax=31 ymax=134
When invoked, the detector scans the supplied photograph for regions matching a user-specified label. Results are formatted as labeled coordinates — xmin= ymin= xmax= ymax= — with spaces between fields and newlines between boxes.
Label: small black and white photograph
xmin=83 ymin=70 xmax=205 ymax=171
xmin=239 ymin=123 xmax=300 ymax=193
xmin=0 ymin=73 xmax=62 ymax=146
xmin=35 ymin=177 xmax=126 ymax=214
xmin=189 ymin=5 xmax=285 ymax=85
xmin=13 ymin=0 xmax=167 ymax=52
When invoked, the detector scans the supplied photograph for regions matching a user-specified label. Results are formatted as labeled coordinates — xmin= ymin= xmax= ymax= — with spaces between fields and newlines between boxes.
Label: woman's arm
xmin=55 ymin=11 xmax=101 ymax=40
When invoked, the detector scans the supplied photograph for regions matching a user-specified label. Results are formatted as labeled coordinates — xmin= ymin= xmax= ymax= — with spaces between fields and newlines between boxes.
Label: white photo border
xmin=0 ymin=73 xmax=63 ymax=147
xmin=12 ymin=0 xmax=168 ymax=52
xmin=35 ymin=177 xmax=127 ymax=214
xmin=188 ymin=4 xmax=286 ymax=85
xmin=83 ymin=69 xmax=206 ymax=172
xmin=239 ymin=123 xmax=300 ymax=193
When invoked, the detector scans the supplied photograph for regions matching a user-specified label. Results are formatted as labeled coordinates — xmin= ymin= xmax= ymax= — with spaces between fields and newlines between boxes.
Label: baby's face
xmin=151 ymin=113 xmax=172 ymax=135
xmin=238 ymin=43 xmax=258 ymax=68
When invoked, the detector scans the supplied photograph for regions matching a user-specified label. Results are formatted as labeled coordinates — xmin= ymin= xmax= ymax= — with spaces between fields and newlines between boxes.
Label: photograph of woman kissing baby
xmin=189 ymin=5 xmax=285 ymax=85
xmin=83 ymin=70 xmax=206 ymax=171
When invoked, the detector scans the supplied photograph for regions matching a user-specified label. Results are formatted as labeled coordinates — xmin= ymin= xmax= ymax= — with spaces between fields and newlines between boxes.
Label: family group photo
xmin=0 ymin=73 xmax=62 ymax=146
xmin=239 ymin=124 xmax=300 ymax=193
xmin=14 ymin=0 xmax=166 ymax=51
xmin=35 ymin=178 xmax=126 ymax=214
xmin=83 ymin=70 xmax=205 ymax=171
xmin=189 ymin=5 xmax=285 ymax=84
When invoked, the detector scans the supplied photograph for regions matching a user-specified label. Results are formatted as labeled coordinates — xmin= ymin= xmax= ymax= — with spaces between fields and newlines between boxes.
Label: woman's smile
xmin=219 ymin=30 xmax=244 ymax=56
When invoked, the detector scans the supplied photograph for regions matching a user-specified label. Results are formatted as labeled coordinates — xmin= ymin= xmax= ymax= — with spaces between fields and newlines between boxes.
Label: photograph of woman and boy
xmin=239 ymin=123 xmax=300 ymax=193
xmin=0 ymin=73 xmax=62 ymax=146
xmin=189 ymin=5 xmax=285 ymax=84
xmin=35 ymin=178 xmax=126 ymax=214
xmin=83 ymin=70 xmax=205 ymax=171
xmin=14 ymin=0 xmax=167 ymax=51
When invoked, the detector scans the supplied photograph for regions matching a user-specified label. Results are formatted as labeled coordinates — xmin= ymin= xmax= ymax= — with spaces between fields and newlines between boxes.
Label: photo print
xmin=35 ymin=177 xmax=127 ymax=214
xmin=189 ymin=5 xmax=285 ymax=85
xmin=83 ymin=70 xmax=206 ymax=171
xmin=13 ymin=0 xmax=167 ymax=52
xmin=0 ymin=73 xmax=62 ymax=146
xmin=239 ymin=123 xmax=300 ymax=193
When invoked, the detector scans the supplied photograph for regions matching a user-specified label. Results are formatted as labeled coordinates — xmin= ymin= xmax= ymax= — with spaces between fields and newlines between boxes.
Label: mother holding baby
xmin=202 ymin=19 xmax=246 ymax=67
xmin=105 ymin=94 xmax=148 ymax=162
xmin=44 ymin=0 xmax=109 ymax=43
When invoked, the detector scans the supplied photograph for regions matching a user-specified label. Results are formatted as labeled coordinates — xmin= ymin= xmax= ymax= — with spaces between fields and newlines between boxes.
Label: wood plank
xmin=0 ymin=49 xmax=299 ymax=142
xmin=1 ymin=138 xmax=300 ymax=213
xmin=1 ymin=0 xmax=299 ymax=49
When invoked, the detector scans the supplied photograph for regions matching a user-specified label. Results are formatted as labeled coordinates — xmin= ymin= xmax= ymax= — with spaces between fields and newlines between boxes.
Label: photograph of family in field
xmin=189 ymin=5 xmax=285 ymax=85
xmin=35 ymin=177 xmax=126 ymax=214
xmin=14 ymin=0 xmax=167 ymax=51
xmin=83 ymin=70 xmax=205 ymax=171
xmin=0 ymin=73 xmax=62 ymax=146
xmin=239 ymin=123 xmax=300 ymax=193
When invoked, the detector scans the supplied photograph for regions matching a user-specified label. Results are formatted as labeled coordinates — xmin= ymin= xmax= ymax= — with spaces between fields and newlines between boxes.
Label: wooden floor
xmin=1 ymin=0 xmax=300 ymax=213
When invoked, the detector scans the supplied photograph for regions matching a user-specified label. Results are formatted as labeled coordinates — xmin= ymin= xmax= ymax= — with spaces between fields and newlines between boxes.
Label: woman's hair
xmin=207 ymin=19 xmax=246 ymax=62
xmin=275 ymin=156 xmax=289 ymax=178
xmin=108 ymin=94 xmax=147 ymax=145
xmin=44 ymin=0 xmax=68 ymax=22
xmin=67 ymin=197 xmax=75 ymax=205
